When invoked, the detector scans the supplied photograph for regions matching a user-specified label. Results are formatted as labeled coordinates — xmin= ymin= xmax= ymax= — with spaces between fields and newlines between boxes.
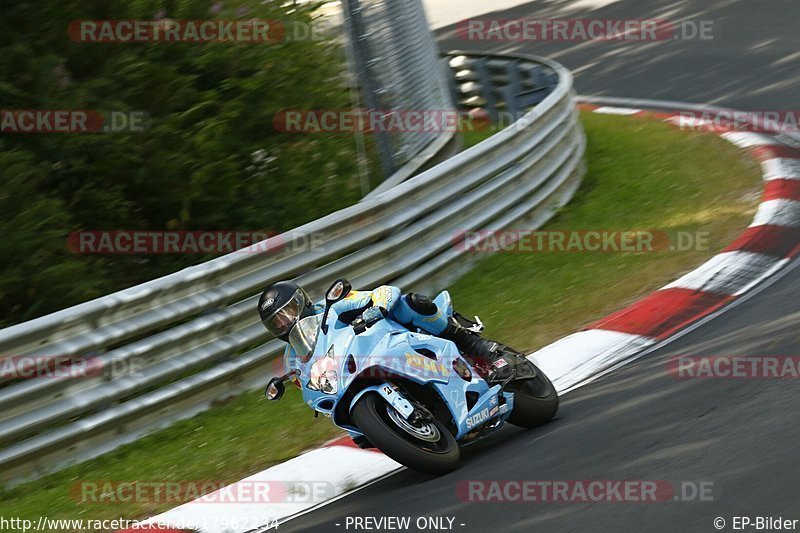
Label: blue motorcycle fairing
xmin=294 ymin=304 xmax=511 ymax=441
xmin=349 ymin=383 xmax=415 ymax=419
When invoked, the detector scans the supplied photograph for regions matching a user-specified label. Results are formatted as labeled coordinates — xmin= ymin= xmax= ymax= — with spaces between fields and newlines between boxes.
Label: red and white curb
xmin=533 ymin=100 xmax=800 ymax=392
xmin=127 ymin=437 xmax=400 ymax=533
xmin=121 ymin=99 xmax=800 ymax=532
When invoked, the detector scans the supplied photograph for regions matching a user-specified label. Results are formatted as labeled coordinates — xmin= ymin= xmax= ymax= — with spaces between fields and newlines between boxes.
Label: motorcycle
xmin=265 ymin=279 xmax=558 ymax=475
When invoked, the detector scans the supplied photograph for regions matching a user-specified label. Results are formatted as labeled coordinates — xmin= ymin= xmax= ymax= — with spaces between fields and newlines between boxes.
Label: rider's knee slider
xmin=394 ymin=294 xmax=449 ymax=335
xmin=407 ymin=293 xmax=437 ymax=315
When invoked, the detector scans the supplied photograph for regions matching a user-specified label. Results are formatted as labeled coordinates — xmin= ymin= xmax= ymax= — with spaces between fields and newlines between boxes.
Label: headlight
xmin=308 ymin=347 xmax=339 ymax=395
xmin=316 ymin=370 xmax=338 ymax=394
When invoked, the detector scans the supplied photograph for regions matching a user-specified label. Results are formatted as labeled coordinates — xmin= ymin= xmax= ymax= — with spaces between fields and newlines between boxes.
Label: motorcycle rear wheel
xmin=506 ymin=364 xmax=559 ymax=428
xmin=351 ymin=393 xmax=460 ymax=475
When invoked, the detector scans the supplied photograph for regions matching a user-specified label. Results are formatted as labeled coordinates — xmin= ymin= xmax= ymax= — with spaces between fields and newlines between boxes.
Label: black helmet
xmin=258 ymin=281 xmax=314 ymax=340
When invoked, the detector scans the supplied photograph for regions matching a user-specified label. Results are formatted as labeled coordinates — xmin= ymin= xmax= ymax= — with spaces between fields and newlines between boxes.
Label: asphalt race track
xmin=285 ymin=260 xmax=800 ymax=532
xmin=432 ymin=0 xmax=800 ymax=109
xmin=285 ymin=1 xmax=800 ymax=531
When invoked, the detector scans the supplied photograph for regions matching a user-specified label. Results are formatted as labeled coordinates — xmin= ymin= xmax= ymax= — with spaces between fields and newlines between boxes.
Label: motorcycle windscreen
xmin=288 ymin=314 xmax=323 ymax=364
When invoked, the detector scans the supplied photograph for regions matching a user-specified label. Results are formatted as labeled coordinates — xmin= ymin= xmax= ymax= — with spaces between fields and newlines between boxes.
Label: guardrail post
xmin=529 ymin=64 xmax=550 ymax=89
xmin=503 ymin=59 xmax=523 ymax=122
xmin=443 ymin=57 xmax=461 ymax=110
xmin=475 ymin=57 xmax=499 ymax=122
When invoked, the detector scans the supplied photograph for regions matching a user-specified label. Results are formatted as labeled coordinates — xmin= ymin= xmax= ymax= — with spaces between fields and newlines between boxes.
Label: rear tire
xmin=351 ymin=393 xmax=460 ymax=475
xmin=507 ymin=364 xmax=559 ymax=428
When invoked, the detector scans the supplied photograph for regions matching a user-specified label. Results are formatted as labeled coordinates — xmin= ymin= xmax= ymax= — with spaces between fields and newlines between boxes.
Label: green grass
xmin=449 ymin=111 xmax=762 ymax=350
xmin=2 ymin=111 xmax=762 ymax=526
xmin=462 ymin=125 xmax=501 ymax=148
xmin=1 ymin=387 xmax=340 ymax=524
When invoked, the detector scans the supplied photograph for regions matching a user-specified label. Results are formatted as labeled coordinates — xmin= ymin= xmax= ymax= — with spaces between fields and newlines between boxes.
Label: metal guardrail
xmin=0 ymin=52 xmax=585 ymax=483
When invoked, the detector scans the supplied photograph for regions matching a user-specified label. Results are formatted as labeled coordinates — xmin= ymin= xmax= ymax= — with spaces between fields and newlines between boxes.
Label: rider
xmin=257 ymin=280 xmax=505 ymax=381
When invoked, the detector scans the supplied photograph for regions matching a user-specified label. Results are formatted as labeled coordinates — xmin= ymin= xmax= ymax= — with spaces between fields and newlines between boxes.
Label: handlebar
xmin=351 ymin=307 xmax=387 ymax=335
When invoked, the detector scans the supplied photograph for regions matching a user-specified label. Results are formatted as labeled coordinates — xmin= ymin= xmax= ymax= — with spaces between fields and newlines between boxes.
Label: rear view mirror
xmin=326 ymin=279 xmax=352 ymax=305
xmin=321 ymin=279 xmax=352 ymax=335
xmin=265 ymin=377 xmax=285 ymax=401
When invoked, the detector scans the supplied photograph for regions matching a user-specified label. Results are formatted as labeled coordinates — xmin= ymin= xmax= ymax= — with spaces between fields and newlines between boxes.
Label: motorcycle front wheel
xmin=351 ymin=393 xmax=460 ymax=475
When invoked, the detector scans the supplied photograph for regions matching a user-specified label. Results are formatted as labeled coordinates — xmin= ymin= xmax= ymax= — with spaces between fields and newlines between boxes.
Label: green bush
xmin=0 ymin=0 xmax=371 ymax=327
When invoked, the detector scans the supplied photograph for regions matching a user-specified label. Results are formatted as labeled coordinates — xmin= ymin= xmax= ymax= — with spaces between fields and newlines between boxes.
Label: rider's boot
xmin=400 ymin=294 xmax=516 ymax=384
xmin=440 ymin=316 xmax=513 ymax=384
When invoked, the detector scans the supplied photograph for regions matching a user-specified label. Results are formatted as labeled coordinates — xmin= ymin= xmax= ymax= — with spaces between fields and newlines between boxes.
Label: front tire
xmin=506 ymin=364 xmax=559 ymax=428
xmin=351 ymin=393 xmax=460 ymax=475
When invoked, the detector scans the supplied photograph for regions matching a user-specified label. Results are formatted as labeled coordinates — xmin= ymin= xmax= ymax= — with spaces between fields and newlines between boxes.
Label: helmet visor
xmin=262 ymin=289 xmax=306 ymax=338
